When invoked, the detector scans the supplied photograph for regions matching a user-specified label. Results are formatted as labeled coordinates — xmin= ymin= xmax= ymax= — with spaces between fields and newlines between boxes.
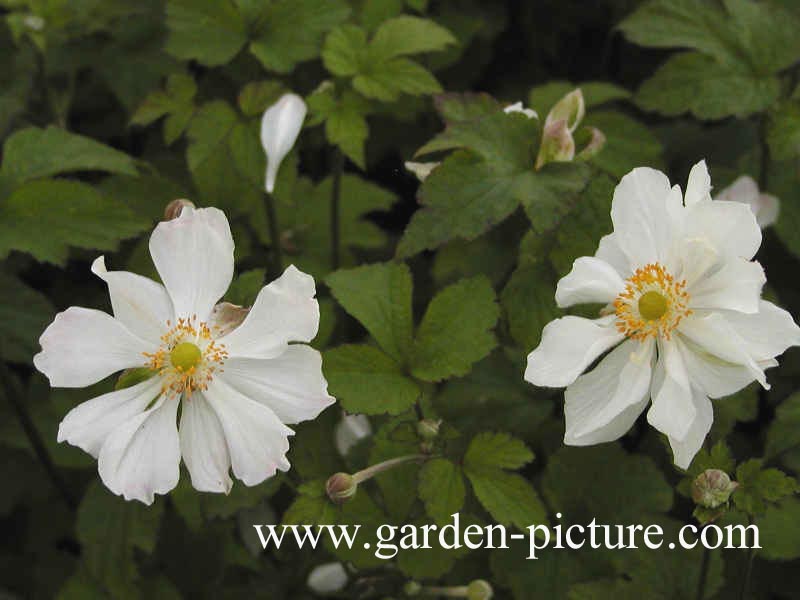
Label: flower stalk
xmin=330 ymin=148 xmax=344 ymax=270
xmin=405 ymin=579 xmax=493 ymax=599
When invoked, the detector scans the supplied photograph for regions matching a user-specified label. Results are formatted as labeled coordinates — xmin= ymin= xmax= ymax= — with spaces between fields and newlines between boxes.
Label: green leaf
xmin=0 ymin=180 xmax=148 ymax=265
xmin=418 ymin=458 xmax=465 ymax=524
xmin=322 ymin=25 xmax=368 ymax=77
xmin=759 ymin=497 xmax=800 ymax=560
xmin=353 ymin=56 xmax=442 ymax=101
xmin=734 ymin=459 xmax=799 ymax=515
xmin=308 ymin=88 xmax=371 ymax=168
xmin=464 ymin=432 xmax=534 ymax=472
xmin=584 ymin=110 xmax=664 ymax=177
xmin=465 ymin=469 xmax=547 ymax=531
xmin=433 ymin=92 xmax=501 ymax=124
xmin=326 ymin=262 xmax=414 ymax=363
xmin=767 ymin=100 xmax=800 ymax=161
xmin=766 ymin=392 xmax=800 ymax=466
xmin=411 ymin=276 xmax=499 ymax=382
xmin=323 ymin=344 xmax=420 ymax=415
xmin=0 ymin=272 xmax=54 ymax=364
xmin=1 ymin=127 xmax=138 ymax=184
xmin=225 ymin=269 xmax=266 ymax=306
xmin=369 ymin=418 xmax=421 ymax=520
xmin=131 ymin=73 xmax=197 ymax=145
xmin=237 ymin=80 xmax=286 ymax=117
xmin=165 ymin=0 xmax=248 ymax=66
xmin=370 ymin=16 xmax=456 ymax=61
xmin=501 ymin=263 xmax=559 ymax=350
xmin=517 ymin=162 xmax=593 ymax=234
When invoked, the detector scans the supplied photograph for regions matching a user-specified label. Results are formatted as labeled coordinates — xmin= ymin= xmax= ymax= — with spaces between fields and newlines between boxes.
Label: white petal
xmin=756 ymin=193 xmax=779 ymax=228
xmin=91 ymin=256 xmax=173 ymax=344
xmin=555 ymin=257 xmax=625 ymax=308
xmin=524 ymin=315 xmax=624 ymax=388
xmin=148 ymin=206 xmax=234 ymax=322
xmin=261 ymin=93 xmax=307 ymax=193
xmin=98 ymin=395 xmax=180 ymax=505
xmin=564 ymin=338 xmax=654 ymax=445
xmin=335 ymin=414 xmax=372 ymax=456
xmin=203 ymin=377 xmax=293 ymax=487
xmin=610 ymin=166 xmax=676 ymax=266
xmin=688 ymin=258 xmax=765 ymax=314
xmin=180 ymin=394 xmax=232 ymax=494
xmin=647 ymin=339 xmax=696 ymax=441
xmin=720 ymin=300 xmax=800 ymax=361
xmin=220 ymin=345 xmax=335 ymax=424
xmin=307 ymin=563 xmax=348 ymax=594
xmin=34 ymin=307 xmax=154 ymax=388
xmin=219 ymin=265 xmax=319 ymax=359
xmin=668 ymin=389 xmax=713 ymax=469
xmin=684 ymin=160 xmax=712 ymax=207
xmin=57 ymin=377 xmax=162 ymax=458
xmin=504 ymin=101 xmax=538 ymax=119
xmin=684 ymin=199 xmax=761 ymax=260
xmin=595 ymin=234 xmax=631 ymax=277
xmin=715 ymin=175 xmax=758 ymax=206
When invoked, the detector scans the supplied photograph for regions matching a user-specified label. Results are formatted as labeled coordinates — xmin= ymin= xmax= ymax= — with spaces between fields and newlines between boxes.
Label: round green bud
xmin=467 ymin=580 xmax=493 ymax=600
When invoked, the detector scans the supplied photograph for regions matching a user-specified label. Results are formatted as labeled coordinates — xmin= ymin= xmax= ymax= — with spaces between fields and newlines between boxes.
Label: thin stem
xmin=695 ymin=543 xmax=711 ymax=600
xmin=420 ymin=585 xmax=468 ymax=598
xmin=330 ymin=148 xmax=344 ymax=271
xmin=758 ymin=113 xmax=770 ymax=190
xmin=739 ymin=517 xmax=757 ymax=600
xmin=352 ymin=454 xmax=428 ymax=484
xmin=0 ymin=363 xmax=76 ymax=510
xmin=263 ymin=191 xmax=283 ymax=280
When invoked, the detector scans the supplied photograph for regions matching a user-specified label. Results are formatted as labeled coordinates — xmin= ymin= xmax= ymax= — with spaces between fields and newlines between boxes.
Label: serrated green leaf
xmin=308 ymin=88 xmax=371 ymax=168
xmin=759 ymin=497 xmax=800 ymax=560
xmin=433 ymin=92 xmax=501 ymax=124
xmin=354 ymin=56 xmax=442 ymax=101
xmin=465 ymin=469 xmax=547 ymax=530
xmin=464 ymin=432 xmax=534 ymax=472
xmin=370 ymin=16 xmax=456 ymax=62
xmin=501 ymin=263 xmax=559 ymax=350
xmin=518 ymin=162 xmax=592 ymax=234
xmin=0 ymin=272 xmax=54 ymax=364
xmin=225 ymin=269 xmax=266 ymax=306
xmin=418 ymin=458 xmax=465 ymax=524
xmin=767 ymin=100 xmax=800 ymax=161
xmin=131 ymin=73 xmax=197 ymax=145
xmin=165 ymin=0 xmax=248 ymax=66
xmin=734 ymin=459 xmax=799 ymax=515
xmin=237 ymin=80 xmax=286 ymax=117
xmin=766 ymin=392 xmax=800 ymax=462
xmin=322 ymin=25 xmax=368 ymax=76
xmin=585 ymin=110 xmax=664 ymax=177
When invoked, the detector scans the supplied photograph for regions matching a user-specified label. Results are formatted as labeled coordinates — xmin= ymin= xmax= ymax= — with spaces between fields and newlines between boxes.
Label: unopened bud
xmin=326 ymin=472 xmax=357 ymax=504
xmin=575 ymin=127 xmax=606 ymax=161
xmin=545 ymin=88 xmax=585 ymax=133
xmin=164 ymin=198 xmax=195 ymax=220
xmin=692 ymin=469 xmax=738 ymax=509
xmin=535 ymin=119 xmax=575 ymax=170
xmin=416 ymin=419 xmax=441 ymax=441
xmin=404 ymin=581 xmax=422 ymax=596
xmin=467 ymin=580 xmax=493 ymax=600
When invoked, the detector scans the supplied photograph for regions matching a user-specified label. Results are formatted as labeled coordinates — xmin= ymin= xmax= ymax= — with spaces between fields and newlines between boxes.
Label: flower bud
xmin=164 ymin=198 xmax=195 ymax=221
xmin=467 ymin=580 xmax=493 ymax=600
xmin=545 ymin=88 xmax=585 ymax=133
xmin=692 ymin=469 xmax=738 ymax=509
xmin=575 ymin=127 xmax=606 ymax=161
xmin=535 ymin=118 xmax=575 ymax=170
xmin=261 ymin=93 xmax=307 ymax=193
xmin=405 ymin=161 xmax=439 ymax=182
xmin=416 ymin=418 xmax=441 ymax=441
xmin=326 ymin=472 xmax=357 ymax=504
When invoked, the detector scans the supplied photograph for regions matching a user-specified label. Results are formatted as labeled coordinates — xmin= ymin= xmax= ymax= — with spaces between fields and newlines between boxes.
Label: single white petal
xmin=595 ymin=233 xmax=631 ymax=277
xmin=684 ymin=160 xmax=712 ymax=207
xmin=98 ymin=395 xmax=180 ymax=505
xmin=675 ymin=237 xmax=720 ymax=288
xmin=335 ymin=414 xmax=372 ymax=456
xmin=564 ymin=338 xmax=654 ymax=445
xmin=219 ymin=265 xmax=319 ymax=359
xmin=148 ymin=206 xmax=234 ymax=322
xmin=34 ymin=307 xmax=154 ymax=388
xmin=720 ymin=300 xmax=800 ymax=361
xmin=57 ymin=377 xmax=162 ymax=458
xmin=668 ymin=388 xmax=713 ymax=469
xmin=404 ymin=161 xmax=439 ymax=182
xmin=261 ymin=93 xmax=307 ymax=193
xmin=647 ymin=339 xmax=696 ymax=442
xmin=755 ymin=193 xmax=779 ymax=228
xmin=684 ymin=199 xmax=761 ymax=261
xmin=688 ymin=258 xmax=765 ymax=314
xmin=91 ymin=256 xmax=173 ymax=344
xmin=203 ymin=377 xmax=293 ymax=487
xmin=715 ymin=175 xmax=758 ymax=206
xmin=610 ymin=166 xmax=675 ymax=266
xmin=307 ymin=562 xmax=348 ymax=594
xmin=180 ymin=394 xmax=232 ymax=494
xmin=524 ymin=315 xmax=624 ymax=388
xmin=220 ymin=345 xmax=335 ymax=424
xmin=504 ymin=101 xmax=538 ymax=119
xmin=555 ymin=257 xmax=625 ymax=308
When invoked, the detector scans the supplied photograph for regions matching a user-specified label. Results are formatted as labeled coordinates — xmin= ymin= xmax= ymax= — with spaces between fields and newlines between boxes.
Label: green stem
xmin=330 ymin=148 xmax=344 ymax=271
xmin=263 ymin=191 xmax=283 ymax=280
xmin=419 ymin=585 xmax=469 ymax=598
xmin=695 ymin=543 xmax=711 ymax=600
xmin=352 ymin=454 xmax=428 ymax=485
xmin=739 ymin=517 xmax=757 ymax=600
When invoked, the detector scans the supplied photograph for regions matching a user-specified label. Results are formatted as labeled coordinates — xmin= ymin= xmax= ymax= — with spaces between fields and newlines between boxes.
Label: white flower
xmin=524 ymin=161 xmax=800 ymax=468
xmin=307 ymin=562 xmax=348 ymax=595
xmin=504 ymin=101 xmax=538 ymax=119
xmin=715 ymin=175 xmax=779 ymax=229
xmin=334 ymin=413 xmax=372 ymax=456
xmin=261 ymin=93 xmax=307 ymax=194
xmin=34 ymin=207 xmax=335 ymax=504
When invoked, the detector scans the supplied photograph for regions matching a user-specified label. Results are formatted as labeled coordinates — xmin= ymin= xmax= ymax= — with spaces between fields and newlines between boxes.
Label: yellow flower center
xmin=614 ymin=263 xmax=691 ymax=341
xmin=170 ymin=342 xmax=202 ymax=371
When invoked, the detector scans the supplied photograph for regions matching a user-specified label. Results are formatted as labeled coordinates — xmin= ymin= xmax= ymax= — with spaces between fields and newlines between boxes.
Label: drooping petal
xmin=335 ymin=414 xmax=372 ymax=456
xmin=595 ymin=233 xmax=631 ymax=277
xmin=57 ymin=377 xmax=162 ymax=458
xmin=525 ymin=315 xmax=624 ymax=388
xmin=261 ymin=93 xmax=307 ymax=193
xmin=688 ymin=259 xmax=765 ymax=314
xmin=219 ymin=265 xmax=319 ymax=359
xmin=91 ymin=256 xmax=173 ymax=344
xmin=98 ymin=395 xmax=180 ymax=504
xmin=610 ymin=166 xmax=676 ymax=267
xmin=180 ymin=394 xmax=232 ymax=494
xmin=220 ymin=344 xmax=334 ymax=424
xmin=555 ymin=257 xmax=625 ymax=308
xmin=647 ymin=339 xmax=696 ymax=442
xmin=34 ymin=307 xmax=155 ymax=388
xmin=148 ymin=206 xmax=234 ymax=322
xmin=564 ymin=338 xmax=654 ymax=445
xmin=667 ymin=388 xmax=713 ymax=469
xmin=684 ymin=199 xmax=761 ymax=261
xmin=720 ymin=300 xmax=800 ymax=361
xmin=684 ymin=160 xmax=712 ymax=207
xmin=203 ymin=377 xmax=293 ymax=487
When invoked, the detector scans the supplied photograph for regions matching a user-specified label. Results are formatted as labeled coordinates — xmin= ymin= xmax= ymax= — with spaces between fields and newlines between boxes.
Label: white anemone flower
xmin=715 ymin=175 xmax=779 ymax=229
xmin=525 ymin=161 xmax=800 ymax=468
xmin=34 ymin=207 xmax=335 ymax=504
xmin=261 ymin=93 xmax=307 ymax=194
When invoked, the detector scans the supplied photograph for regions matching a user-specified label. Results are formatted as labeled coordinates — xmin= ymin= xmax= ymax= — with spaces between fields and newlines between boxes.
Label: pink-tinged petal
xmin=57 ymin=377 xmax=162 ymax=458
xmin=555 ymin=257 xmax=625 ymax=308
xmin=34 ymin=307 xmax=155 ymax=388
xmin=525 ymin=315 xmax=624 ymax=388
xmin=720 ymin=300 xmax=800 ymax=361
xmin=219 ymin=265 xmax=319 ymax=359
xmin=180 ymin=394 xmax=232 ymax=494
xmin=98 ymin=395 xmax=180 ymax=505
xmin=220 ymin=344 xmax=334 ymax=424
xmin=203 ymin=377 xmax=293 ymax=487
xmin=148 ymin=206 xmax=234 ymax=322
xmin=91 ymin=256 xmax=173 ymax=344
xmin=667 ymin=388 xmax=713 ymax=470
xmin=647 ymin=339 xmax=696 ymax=442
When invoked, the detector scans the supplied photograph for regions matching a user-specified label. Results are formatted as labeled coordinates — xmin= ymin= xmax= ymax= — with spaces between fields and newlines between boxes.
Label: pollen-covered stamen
xmin=614 ymin=263 xmax=691 ymax=341
xmin=142 ymin=315 xmax=229 ymax=398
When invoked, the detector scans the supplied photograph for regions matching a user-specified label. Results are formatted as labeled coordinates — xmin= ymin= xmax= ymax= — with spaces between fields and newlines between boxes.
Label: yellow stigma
xmin=638 ymin=290 xmax=668 ymax=321
xmin=170 ymin=342 xmax=202 ymax=371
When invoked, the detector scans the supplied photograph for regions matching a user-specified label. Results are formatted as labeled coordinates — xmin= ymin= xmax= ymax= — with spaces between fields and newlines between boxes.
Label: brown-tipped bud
xmin=535 ymin=118 xmax=575 ymax=170
xmin=403 ymin=581 xmax=422 ymax=597
xmin=326 ymin=472 xmax=357 ymax=504
xmin=164 ymin=198 xmax=195 ymax=220
xmin=575 ymin=126 xmax=606 ymax=161
xmin=467 ymin=580 xmax=493 ymax=600
xmin=692 ymin=469 xmax=738 ymax=509
xmin=416 ymin=418 xmax=441 ymax=441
